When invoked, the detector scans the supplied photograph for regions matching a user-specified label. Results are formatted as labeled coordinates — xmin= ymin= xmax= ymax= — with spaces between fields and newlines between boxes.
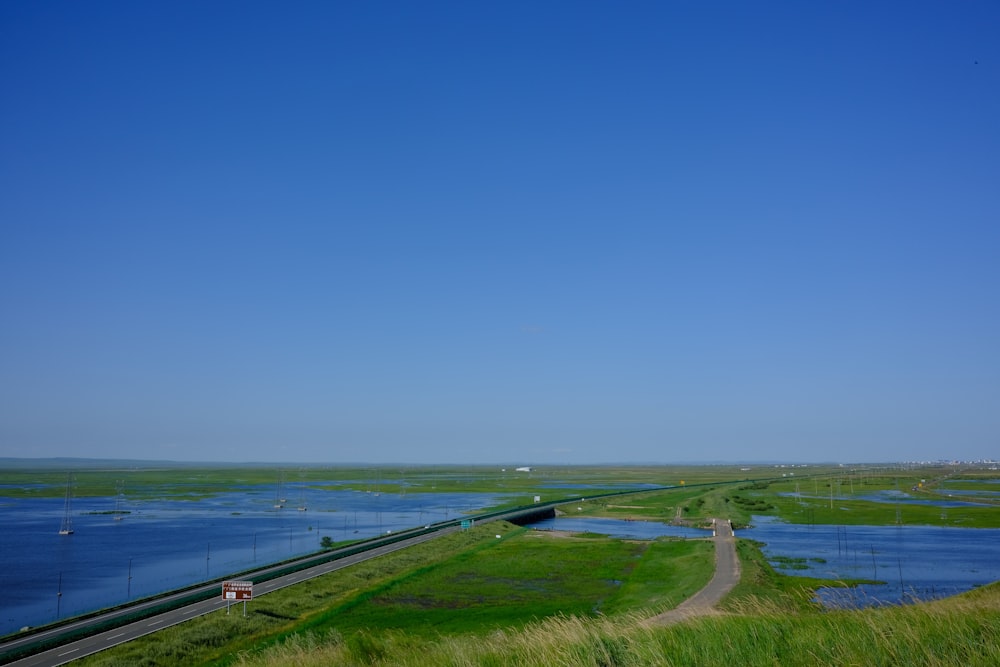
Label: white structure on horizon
xmin=515 ymin=466 xmax=532 ymax=472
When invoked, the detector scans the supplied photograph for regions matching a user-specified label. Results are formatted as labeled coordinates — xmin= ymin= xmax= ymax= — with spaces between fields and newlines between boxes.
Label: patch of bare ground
xmin=525 ymin=529 xmax=586 ymax=539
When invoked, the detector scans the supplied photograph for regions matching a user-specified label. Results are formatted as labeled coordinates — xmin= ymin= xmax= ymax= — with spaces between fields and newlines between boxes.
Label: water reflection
xmin=747 ymin=515 xmax=1000 ymax=608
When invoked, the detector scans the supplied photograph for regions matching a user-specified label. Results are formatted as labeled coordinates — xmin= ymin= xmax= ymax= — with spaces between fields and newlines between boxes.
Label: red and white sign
xmin=222 ymin=580 xmax=253 ymax=601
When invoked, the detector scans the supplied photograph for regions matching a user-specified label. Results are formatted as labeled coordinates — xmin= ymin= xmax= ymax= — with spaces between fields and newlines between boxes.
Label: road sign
xmin=222 ymin=580 xmax=253 ymax=601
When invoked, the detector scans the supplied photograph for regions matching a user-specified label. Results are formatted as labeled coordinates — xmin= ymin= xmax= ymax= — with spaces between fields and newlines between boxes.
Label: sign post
xmin=222 ymin=580 xmax=253 ymax=617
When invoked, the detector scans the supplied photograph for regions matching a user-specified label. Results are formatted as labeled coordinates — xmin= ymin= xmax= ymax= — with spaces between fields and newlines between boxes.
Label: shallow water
xmin=745 ymin=515 xmax=1000 ymax=607
xmin=528 ymin=516 xmax=709 ymax=540
xmin=778 ymin=489 xmax=985 ymax=508
xmin=936 ymin=479 xmax=1000 ymax=499
xmin=0 ymin=485 xmax=511 ymax=636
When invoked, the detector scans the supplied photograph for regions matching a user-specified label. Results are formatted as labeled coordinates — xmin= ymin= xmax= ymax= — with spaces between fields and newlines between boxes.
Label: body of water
xmin=528 ymin=516 xmax=708 ymax=540
xmin=0 ymin=484 xmax=511 ymax=636
xmin=936 ymin=479 xmax=1000 ymax=499
xmin=778 ymin=489 xmax=986 ymax=508
xmin=745 ymin=515 xmax=1000 ymax=607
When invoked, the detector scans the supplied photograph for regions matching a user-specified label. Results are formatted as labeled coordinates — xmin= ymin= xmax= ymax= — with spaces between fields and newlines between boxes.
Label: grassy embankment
xmin=71 ymin=519 xmax=715 ymax=666
xmin=230 ymin=584 xmax=1000 ymax=666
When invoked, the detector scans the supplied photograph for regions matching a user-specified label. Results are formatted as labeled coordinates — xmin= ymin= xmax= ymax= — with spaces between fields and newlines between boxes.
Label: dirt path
xmin=645 ymin=518 xmax=740 ymax=625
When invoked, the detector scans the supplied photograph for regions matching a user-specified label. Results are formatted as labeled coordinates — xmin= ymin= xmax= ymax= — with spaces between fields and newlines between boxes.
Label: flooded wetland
xmin=1 ymin=463 xmax=998 ymax=638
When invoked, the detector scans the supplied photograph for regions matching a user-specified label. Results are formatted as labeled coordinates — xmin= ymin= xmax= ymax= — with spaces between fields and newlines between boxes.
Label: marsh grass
xmin=759 ymin=477 xmax=1000 ymax=528
xmin=295 ymin=533 xmax=712 ymax=637
xmin=0 ymin=462 xmax=855 ymax=500
xmin=230 ymin=585 xmax=1000 ymax=666
xmin=71 ymin=525 xmax=713 ymax=666
xmin=721 ymin=540 xmax=870 ymax=614
xmin=606 ymin=540 xmax=714 ymax=613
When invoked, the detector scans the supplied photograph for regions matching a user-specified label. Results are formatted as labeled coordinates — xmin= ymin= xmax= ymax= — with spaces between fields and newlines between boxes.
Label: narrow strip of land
xmin=646 ymin=518 xmax=740 ymax=625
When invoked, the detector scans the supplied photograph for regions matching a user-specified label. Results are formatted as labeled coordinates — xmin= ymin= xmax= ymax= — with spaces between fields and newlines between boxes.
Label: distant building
xmin=515 ymin=466 xmax=532 ymax=472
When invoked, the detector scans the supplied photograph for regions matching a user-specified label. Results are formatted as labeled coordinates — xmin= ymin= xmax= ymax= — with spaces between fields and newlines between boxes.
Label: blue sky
xmin=2 ymin=1 xmax=998 ymax=464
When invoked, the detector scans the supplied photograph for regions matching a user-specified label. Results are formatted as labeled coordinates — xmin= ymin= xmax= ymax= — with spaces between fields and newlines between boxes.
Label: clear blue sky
xmin=2 ymin=1 xmax=998 ymax=465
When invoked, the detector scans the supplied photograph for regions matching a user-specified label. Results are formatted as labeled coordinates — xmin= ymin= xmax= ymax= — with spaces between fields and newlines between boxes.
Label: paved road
xmin=2 ymin=526 xmax=458 ymax=667
xmin=646 ymin=518 xmax=740 ymax=625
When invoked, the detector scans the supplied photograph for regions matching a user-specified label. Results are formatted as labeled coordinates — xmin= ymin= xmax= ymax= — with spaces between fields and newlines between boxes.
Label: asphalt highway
xmin=1 ymin=525 xmax=459 ymax=667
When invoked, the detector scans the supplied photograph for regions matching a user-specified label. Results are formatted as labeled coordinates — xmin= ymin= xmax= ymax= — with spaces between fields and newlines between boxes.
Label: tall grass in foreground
xmin=233 ymin=584 xmax=1000 ymax=666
